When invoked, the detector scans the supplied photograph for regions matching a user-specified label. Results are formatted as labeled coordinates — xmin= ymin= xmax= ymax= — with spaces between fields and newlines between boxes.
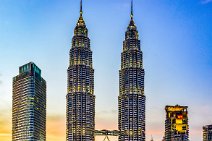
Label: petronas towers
xmin=66 ymin=0 xmax=145 ymax=140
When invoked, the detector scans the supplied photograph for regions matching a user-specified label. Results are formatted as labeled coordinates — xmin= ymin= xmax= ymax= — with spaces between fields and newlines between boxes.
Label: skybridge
xmin=95 ymin=130 xmax=119 ymax=141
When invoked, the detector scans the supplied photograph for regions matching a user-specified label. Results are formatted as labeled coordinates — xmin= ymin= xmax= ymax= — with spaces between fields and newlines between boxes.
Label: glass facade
xmin=118 ymin=1 xmax=145 ymax=141
xmin=12 ymin=62 xmax=46 ymax=141
xmin=66 ymin=1 xmax=95 ymax=141
xmin=203 ymin=125 xmax=212 ymax=141
xmin=165 ymin=105 xmax=189 ymax=141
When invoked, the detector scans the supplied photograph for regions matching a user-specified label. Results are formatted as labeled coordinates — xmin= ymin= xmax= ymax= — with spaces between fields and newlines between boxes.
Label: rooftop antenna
xmin=80 ymin=0 xmax=83 ymax=16
xmin=131 ymin=0 xmax=134 ymax=19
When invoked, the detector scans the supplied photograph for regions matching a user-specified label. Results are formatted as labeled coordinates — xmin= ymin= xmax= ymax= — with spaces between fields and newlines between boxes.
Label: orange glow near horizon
xmin=0 ymin=112 xmax=203 ymax=141
xmin=0 ymin=115 xmax=163 ymax=141
xmin=0 ymin=114 xmax=67 ymax=141
xmin=0 ymin=113 xmax=163 ymax=141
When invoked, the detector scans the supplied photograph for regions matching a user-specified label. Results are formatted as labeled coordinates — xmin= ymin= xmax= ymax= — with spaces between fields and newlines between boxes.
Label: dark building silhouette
xmin=118 ymin=1 xmax=145 ymax=140
xmin=12 ymin=62 xmax=46 ymax=141
xmin=203 ymin=125 xmax=212 ymax=141
xmin=66 ymin=0 xmax=95 ymax=140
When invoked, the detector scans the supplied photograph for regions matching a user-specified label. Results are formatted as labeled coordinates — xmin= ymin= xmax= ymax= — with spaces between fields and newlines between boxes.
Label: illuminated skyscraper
xmin=118 ymin=1 xmax=145 ymax=140
xmin=203 ymin=125 xmax=212 ymax=141
xmin=165 ymin=105 xmax=189 ymax=141
xmin=66 ymin=0 xmax=95 ymax=140
xmin=12 ymin=62 xmax=46 ymax=141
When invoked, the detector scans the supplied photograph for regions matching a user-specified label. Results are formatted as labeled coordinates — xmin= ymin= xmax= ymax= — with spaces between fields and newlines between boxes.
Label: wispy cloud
xmin=201 ymin=0 xmax=212 ymax=4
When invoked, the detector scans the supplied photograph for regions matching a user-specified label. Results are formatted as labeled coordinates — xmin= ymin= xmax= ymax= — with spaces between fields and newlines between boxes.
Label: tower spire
xmin=131 ymin=0 xmax=134 ymax=19
xmin=75 ymin=0 xmax=86 ymax=34
xmin=80 ymin=0 xmax=83 ymax=16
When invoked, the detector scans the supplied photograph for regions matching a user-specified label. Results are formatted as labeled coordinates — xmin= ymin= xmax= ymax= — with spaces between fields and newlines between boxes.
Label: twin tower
xmin=66 ymin=0 xmax=145 ymax=141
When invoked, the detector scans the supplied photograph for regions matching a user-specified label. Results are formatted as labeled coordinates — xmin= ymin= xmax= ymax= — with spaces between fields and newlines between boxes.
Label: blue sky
xmin=0 ymin=0 xmax=212 ymax=140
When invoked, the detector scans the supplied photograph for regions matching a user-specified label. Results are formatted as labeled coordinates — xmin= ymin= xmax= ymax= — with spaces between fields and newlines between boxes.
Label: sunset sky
xmin=0 ymin=0 xmax=212 ymax=141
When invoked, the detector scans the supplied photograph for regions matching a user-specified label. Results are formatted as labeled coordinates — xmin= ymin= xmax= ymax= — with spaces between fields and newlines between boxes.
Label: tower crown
xmin=129 ymin=0 xmax=136 ymax=28
xmin=74 ymin=0 xmax=88 ymax=37
xmin=125 ymin=0 xmax=139 ymax=40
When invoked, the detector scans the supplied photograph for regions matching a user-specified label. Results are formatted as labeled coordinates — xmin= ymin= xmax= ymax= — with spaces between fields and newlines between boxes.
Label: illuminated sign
xmin=177 ymin=115 xmax=183 ymax=119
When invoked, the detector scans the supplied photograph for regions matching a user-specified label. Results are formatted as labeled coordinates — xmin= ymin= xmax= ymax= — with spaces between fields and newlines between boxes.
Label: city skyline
xmin=0 ymin=0 xmax=212 ymax=141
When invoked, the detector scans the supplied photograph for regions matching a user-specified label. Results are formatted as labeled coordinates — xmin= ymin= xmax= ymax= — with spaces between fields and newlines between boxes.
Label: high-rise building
xmin=12 ymin=62 xmax=46 ymax=141
xmin=165 ymin=105 xmax=189 ymax=141
xmin=66 ymin=0 xmax=95 ymax=141
xmin=203 ymin=125 xmax=212 ymax=141
xmin=118 ymin=1 xmax=145 ymax=140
